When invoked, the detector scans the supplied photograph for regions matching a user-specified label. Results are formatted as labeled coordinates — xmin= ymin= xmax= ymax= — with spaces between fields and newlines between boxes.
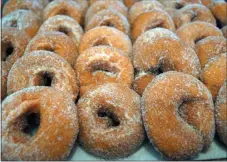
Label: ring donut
xmin=38 ymin=15 xmax=83 ymax=48
xmin=195 ymin=36 xmax=227 ymax=67
xmin=221 ymin=26 xmax=227 ymax=39
xmin=2 ymin=10 xmax=41 ymax=38
xmin=79 ymin=26 xmax=132 ymax=57
xmin=176 ymin=21 xmax=223 ymax=49
xmin=1 ymin=28 xmax=30 ymax=100
xmin=77 ymin=83 xmax=144 ymax=159
xmin=200 ymin=53 xmax=227 ymax=100
xmin=75 ymin=46 xmax=133 ymax=96
xmin=215 ymin=81 xmax=227 ymax=146
xmin=85 ymin=9 xmax=130 ymax=35
xmin=25 ymin=31 xmax=78 ymax=67
xmin=142 ymin=71 xmax=215 ymax=160
xmin=7 ymin=51 xmax=78 ymax=100
xmin=2 ymin=87 xmax=78 ymax=160
xmin=210 ymin=0 xmax=227 ymax=27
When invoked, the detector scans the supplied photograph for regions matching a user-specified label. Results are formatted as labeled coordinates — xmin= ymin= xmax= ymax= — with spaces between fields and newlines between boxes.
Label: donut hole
xmin=58 ymin=26 xmax=69 ymax=35
xmin=35 ymin=71 xmax=54 ymax=86
xmin=90 ymin=61 xmax=118 ymax=76
xmin=216 ymin=19 xmax=223 ymax=28
xmin=10 ymin=20 xmax=18 ymax=27
xmin=22 ymin=112 xmax=40 ymax=136
xmin=190 ymin=13 xmax=198 ymax=21
xmin=1 ymin=41 xmax=14 ymax=61
xmin=175 ymin=3 xmax=184 ymax=9
xmin=93 ymin=37 xmax=110 ymax=46
xmin=97 ymin=107 xmax=120 ymax=127
xmin=100 ymin=21 xmax=116 ymax=28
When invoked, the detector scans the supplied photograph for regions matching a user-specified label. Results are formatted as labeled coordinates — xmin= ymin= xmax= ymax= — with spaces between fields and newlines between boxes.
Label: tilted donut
xmin=43 ymin=0 xmax=83 ymax=25
xmin=200 ymin=53 xmax=227 ymax=100
xmin=38 ymin=15 xmax=83 ymax=48
xmin=210 ymin=0 xmax=227 ymax=27
xmin=25 ymin=31 xmax=78 ymax=67
xmin=142 ymin=71 xmax=215 ymax=160
xmin=221 ymin=26 xmax=227 ymax=39
xmin=131 ymin=8 xmax=175 ymax=42
xmin=85 ymin=9 xmax=130 ymax=35
xmin=77 ymin=83 xmax=144 ymax=159
xmin=7 ymin=51 xmax=78 ymax=100
xmin=85 ymin=0 xmax=128 ymax=25
xmin=195 ymin=36 xmax=227 ymax=67
xmin=2 ymin=10 xmax=41 ymax=38
xmin=79 ymin=26 xmax=132 ymax=57
xmin=2 ymin=87 xmax=78 ymax=160
xmin=1 ymin=28 xmax=30 ymax=100
xmin=173 ymin=4 xmax=216 ymax=29
xmin=215 ymin=81 xmax=227 ymax=146
xmin=123 ymin=0 xmax=141 ymax=8
xmin=176 ymin=21 xmax=223 ymax=49
xmin=75 ymin=46 xmax=133 ymax=96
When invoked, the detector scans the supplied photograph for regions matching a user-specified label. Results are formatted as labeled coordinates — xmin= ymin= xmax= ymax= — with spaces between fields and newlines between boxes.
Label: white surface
xmin=69 ymin=136 xmax=227 ymax=160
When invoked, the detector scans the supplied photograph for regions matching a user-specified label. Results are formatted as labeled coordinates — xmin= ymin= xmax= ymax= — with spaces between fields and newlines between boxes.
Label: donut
xmin=131 ymin=8 xmax=175 ymax=42
xmin=38 ymin=15 xmax=83 ymax=48
xmin=158 ymin=0 xmax=202 ymax=9
xmin=75 ymin=46 xmax=133 ymax=96
xmin=77 ymin=83 xmax=144 ymax=159
xmin=129 ymin=0 xmax=164 ymax=25
xmin=215 ymin=81 xmax=227 ymax=146
xmin=195 ymin=36 xmax=227 ymax=67
xmin=1 ymin=28 xmax=30 ymax=100
xmin=210 ymin=0 xmax=227 ymax=27
xmin=43 ymin=0 xmax=83 ymax=25
xmin=173 ymin=4 xmax=216 ymax=29
xmin=85 ymin=0 xmax=128 ymax=25
xmin=200 ymin=0 xmax=213 ymax=7
xmin=221 ymin=26 xmax=227 ymax=39
xmin=7 ymin=51 xmax=78 ymax=100
xmin=123 ymin=0 xmax=141 ymax=8
xmin=142 ymin=71 xmax=215 ymax=160
xmin=85 ymin=9 xmax=130 ymax=35
xmin=25 ymin=31 xmax=78 ymax=67
xmin=2 ymin=87 xmax=78 ymax=160
xmin=79 ymin=26 xmax=132 ymax=57
xmin=200 ymin=53 xmax=227 ymax=100
xmin=2 ymin=0 xmax=44 ymax=19
xmin=2 ymin=10 xmax=41 ymax=38
xmin=176 ymin=21 xmax=223 ymax=49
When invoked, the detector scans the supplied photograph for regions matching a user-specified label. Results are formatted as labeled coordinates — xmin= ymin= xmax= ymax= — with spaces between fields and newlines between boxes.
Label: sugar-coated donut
xmin=1 ymin=28 xmax=30 ymax=100
xmin=79 ymin=26 xmax=132 ymax=57
xmin=131 ymin=8 xmax=175 ymax=42
xmin=173 ymin=4 xmax=216 ymax=29
xmin=2 ymin=10 xmax=41 ymax=38
xmin=85 ymin=0 xmax=128 ymax=24
xmin=200 ymin=53 xmax=227 ymax=100
xmin=142 ymin=71 xmax=215 ymax=160
xmin=123 ymin=0 xmax=141 ymax=8
xmin=43 ymin=0 xmax=83 ymax=25
xmin=195 ymin=36 xmax=227 ymax=67
xmin=221 ymin=26 xmax=227 ymax=39
xmin=85 ymin=9 xmax=130 ymax=35
xmin=210 ymin=0 xmax=227 ymax=27
xmin=38 ymin=15 xmax=83 ymax=48
xmin=7 ymin=51 xmax=78 ymax=100
xmin=75 ymin=46 xmax=133 ymax=96
xmin=3 ymin=0 xmax=44 ymax=19
xmin=77 ymin=83 xmax=144 ymax=159
xmin=25 ymin=31 xmax=78 ymax=67
xmin=176 ymin=21 xmax=223 ymax=49
xmin=2 ymin=87 xmax=78 ymax=160
xmin=215 ymin=81 xmax=227 ymax=146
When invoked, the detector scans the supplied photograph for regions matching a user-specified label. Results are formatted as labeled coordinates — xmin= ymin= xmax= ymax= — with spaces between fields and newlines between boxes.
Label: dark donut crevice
xmin=35 ymin=71 xmax=54 ymax=86
xmin=97 ymin=107 xmax=120 ymax=127
xmin=1 ymin=41 xmax=14 ymax=61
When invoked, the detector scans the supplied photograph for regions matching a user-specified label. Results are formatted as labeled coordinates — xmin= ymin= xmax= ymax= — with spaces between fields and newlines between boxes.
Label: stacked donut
xmin=1 ymin=0 xmax=227 ymax=161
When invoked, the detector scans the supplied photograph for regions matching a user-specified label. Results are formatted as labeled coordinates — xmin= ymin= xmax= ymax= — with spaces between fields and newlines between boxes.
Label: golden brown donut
xmin=215 ymin=81 xmax=227 ymax=146
xmin=176 ymin=21 xmax=223 ymax=49
xmin=200 ymin=53 xmax=227 ymax=100
xmin=75 ymin=46 xmax=133 ymax=96
xmin=221 ymin=26 xmax=227 ymax=39
xmin=43 ymin=0 xmax=83 ymax=25
xmin=38 ymin=15 xmax=83 ymax=48
xmin=1 ymin=28 xmax=30 ymax=100
xmin=77 ymin=83 xmax=144 ymax=159
xmin=142 ymin=71 xmax=215 ymax=160
xmin=2 ymin=10 xmax=41 ymax=38
xmin=173 ymin=4 xmax=216 ymax=29
xmin=210 ymin=0 xmax=227 ymax=27
xmin=2 ymin=87 xmax=78 ymax=160
xmin=79 ymin=26 xmax=132 ymax=57
xmin=195 ymin=36 xmax=227 ymax=67
xmin=131 ymin=8 xmax=175 ymax=42
xmin=25 ymin=31 xmax=78 ymax=67
xmin=7 ymin=51 xmax=78 ymax=100
xmin=85 ymin=9 xmax=130 ymax=35
xmin=85 ymin=0 xmax=128 ymax=25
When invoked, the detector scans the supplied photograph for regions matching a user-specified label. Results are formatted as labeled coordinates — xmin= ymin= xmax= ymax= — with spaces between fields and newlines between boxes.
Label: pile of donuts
xmin=1 ymin=0 xmax=227 ymax=161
